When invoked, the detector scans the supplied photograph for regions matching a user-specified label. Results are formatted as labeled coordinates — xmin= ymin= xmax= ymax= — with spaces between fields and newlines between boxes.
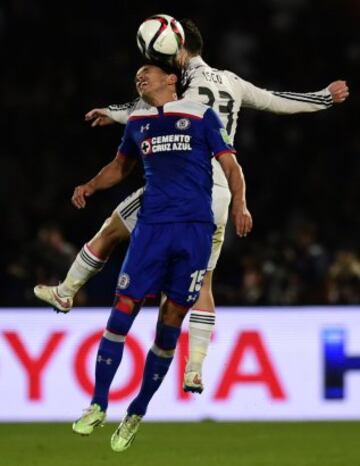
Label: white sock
xmin=187 ymin=309 xmax=215 ymax=375
xmin=57 ymin=243 xmax=107 ymax=297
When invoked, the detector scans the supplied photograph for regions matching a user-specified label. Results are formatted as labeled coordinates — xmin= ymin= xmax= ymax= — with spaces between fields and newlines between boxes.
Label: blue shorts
xmin=116 ymin=222 xmax=214 ymax=307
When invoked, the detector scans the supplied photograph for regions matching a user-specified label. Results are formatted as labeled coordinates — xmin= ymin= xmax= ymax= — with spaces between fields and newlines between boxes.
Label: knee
xmin=106 ymin=295 xmax=142 ymax=336
xmin=161 ymin=299 xmax=189 ymax=327
xmin=155 ymin=322 xmax=181 ymax=352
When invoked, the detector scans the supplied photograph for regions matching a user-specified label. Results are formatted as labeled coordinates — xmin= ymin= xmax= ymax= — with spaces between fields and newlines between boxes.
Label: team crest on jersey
xmin=175 ymin=118 xmax=191 ymax=130
xmin=118 ymin=273 xmax=130 ymax=289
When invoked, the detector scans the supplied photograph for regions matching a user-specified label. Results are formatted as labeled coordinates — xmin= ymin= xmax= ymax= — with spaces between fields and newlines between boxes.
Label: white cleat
xmin=183 ymin=371 xmax=204 ymax=394
xmin=72 ymin=404 xmax=106 ymax=436
xmin=110 ymin=414 xmax=142 ymax=452
xmin=34 ymin=284 xmax=73 ymax=313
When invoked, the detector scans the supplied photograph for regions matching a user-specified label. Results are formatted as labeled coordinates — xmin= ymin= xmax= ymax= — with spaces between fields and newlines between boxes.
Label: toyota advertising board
xmin=1 ymin=307 xmax=360 ymax=421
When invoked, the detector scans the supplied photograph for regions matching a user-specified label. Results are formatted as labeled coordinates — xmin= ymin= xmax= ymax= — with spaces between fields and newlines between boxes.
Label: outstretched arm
xmin=85 ymin=99 xmax=148 ymax=126
xmin=235 ymin=74 xmax=349 ymax=114
xmin=217 ymin=153 xmax=253 ymax=238
xmin=71 ymin=153 xmax=136 ymax=209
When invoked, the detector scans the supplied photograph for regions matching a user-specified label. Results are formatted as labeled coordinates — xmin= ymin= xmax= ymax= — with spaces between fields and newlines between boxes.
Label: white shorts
xmin=116 ymin=185 xmax=231 ymax=271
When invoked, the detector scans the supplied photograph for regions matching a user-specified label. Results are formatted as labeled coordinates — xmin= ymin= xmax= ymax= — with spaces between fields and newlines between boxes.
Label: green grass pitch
xmin=2 ymin=421 xmax=360 ymax=466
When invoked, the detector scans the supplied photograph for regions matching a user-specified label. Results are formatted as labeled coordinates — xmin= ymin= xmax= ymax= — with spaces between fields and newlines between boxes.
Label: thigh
xmin=212 ymin=185 xmax=231 ymax=226
xmin=117 ymin=223 xmax=168 ymax=300
xmin=208 ymin=186 xmax=231 ymax=271
xmin=115 ymin=187 xmax=145 ymax=233
xmin=164 ymin=223 xmax=214 ymax=307
xmin=207 ymin=224 xmax=226 ymax=271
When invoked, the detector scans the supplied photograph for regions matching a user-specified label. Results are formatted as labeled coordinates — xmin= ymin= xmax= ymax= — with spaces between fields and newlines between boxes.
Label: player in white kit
xmin=34 ymin=19 xmax=349 ymax=393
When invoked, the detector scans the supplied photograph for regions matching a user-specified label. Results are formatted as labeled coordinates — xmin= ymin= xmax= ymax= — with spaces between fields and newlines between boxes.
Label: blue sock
xmin=128 ymin=323 xmax=181 ymax=417
xmin=91 ymin=302 xmax=136 ymax=411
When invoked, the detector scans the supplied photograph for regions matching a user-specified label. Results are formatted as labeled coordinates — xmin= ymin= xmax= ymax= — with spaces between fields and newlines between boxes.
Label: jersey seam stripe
xmin=273 ymin=91 xmax=333 ymax=104
xmin=273 ymin=92 xmax=333 ymax=106
xmin=274 ymin=91 xmax=333 ymax=101
xmin=273 ymin=94 xmax=333 ymax=107
xmin=273 ymin=90 xmax=333 ymax=101
xmin=108 ymin=98 xmax=139 ymax=111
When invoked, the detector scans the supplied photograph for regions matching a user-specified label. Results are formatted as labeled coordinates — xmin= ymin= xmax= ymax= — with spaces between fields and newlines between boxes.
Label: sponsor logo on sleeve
xmin=220 ymin=128 xmax=231 ymax=145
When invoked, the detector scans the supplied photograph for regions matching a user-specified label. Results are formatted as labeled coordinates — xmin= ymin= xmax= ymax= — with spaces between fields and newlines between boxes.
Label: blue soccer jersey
xmin=118 ymin=98 xmax=235 ymax=224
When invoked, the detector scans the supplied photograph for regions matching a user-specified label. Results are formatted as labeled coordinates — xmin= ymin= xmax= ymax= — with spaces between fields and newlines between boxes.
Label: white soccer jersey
xmin=106 ymin=56 xmax=333 ymax=189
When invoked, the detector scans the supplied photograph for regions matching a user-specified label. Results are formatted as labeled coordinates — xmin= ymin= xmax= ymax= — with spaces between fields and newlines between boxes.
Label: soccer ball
xmin=136 ymin=14 xmax=185 ymax=62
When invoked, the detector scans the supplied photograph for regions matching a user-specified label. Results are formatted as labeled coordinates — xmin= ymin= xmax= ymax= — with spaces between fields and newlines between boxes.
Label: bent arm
xmin=85 ymin=100 xmax=140 ymax=126
xmin=87 ymin=153 xmax=136 ymax=192
xmin=105 ymin=100 xmax=139 ymax=124
xmin=71 ymin=154 xmax=136 ymax=209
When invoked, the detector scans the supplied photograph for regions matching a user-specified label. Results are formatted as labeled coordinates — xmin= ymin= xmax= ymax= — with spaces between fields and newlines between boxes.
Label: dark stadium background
xmin=1 ymin=0 xmax=359 ymax=307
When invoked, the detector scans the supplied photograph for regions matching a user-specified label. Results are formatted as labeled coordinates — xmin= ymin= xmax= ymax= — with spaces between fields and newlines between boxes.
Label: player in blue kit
xmin=72 ymin=62 xmax=253 ymax=452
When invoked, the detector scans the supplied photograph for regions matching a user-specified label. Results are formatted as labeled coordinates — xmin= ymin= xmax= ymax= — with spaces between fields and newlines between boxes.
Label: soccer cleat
xmin=183 ymin=371 xmax=204 ymax=394
xmin=72 ymin=404 xmax=106 ymax=435
xmin=33 ymin=284 xmax=73 ymax=313
xmin=110 ymin=414 xmax=142 ymax=452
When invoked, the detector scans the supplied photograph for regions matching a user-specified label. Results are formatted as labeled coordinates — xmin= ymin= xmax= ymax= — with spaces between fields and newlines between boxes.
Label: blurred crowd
xmin=0 ymin=0 xmax=359 ymax=307
xmin=2 ymin=221 xmax=359 ymax=307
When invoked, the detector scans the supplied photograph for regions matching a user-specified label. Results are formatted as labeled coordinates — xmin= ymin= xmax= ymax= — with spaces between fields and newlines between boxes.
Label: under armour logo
xmin=152 ymin=373 xmax=164 ymax=381
xmin=97 ymin=355 xmax=112 ymax=365
xmin=141 ymin=123 xmax=150 ymax=133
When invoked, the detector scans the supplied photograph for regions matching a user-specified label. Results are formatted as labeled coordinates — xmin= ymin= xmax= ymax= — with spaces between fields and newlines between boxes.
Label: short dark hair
xmin=145 ymin=59 xmax=184 ymax=96
xmin=180 ymin=18 xmax=203 ymax=55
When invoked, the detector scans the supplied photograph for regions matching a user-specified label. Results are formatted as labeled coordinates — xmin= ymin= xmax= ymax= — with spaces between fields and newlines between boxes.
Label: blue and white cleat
xmin=111 ymin=414 xmax=142 ymax=452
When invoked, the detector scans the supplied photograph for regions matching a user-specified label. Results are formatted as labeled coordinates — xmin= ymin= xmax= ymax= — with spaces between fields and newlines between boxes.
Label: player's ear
xmin=168 ymin=73 xmax=178 ymax=86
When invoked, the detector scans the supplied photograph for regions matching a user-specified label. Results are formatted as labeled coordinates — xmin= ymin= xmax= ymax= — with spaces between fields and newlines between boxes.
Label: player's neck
xmin=144 ymin=91 xmax=177 ymax=108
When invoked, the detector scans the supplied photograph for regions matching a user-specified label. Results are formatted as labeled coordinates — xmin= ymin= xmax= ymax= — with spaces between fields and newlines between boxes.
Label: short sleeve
xmin=117 ymin=123 xmax=138 ymax=158
xmin=203 ymin=108 xmax=236 ymax=159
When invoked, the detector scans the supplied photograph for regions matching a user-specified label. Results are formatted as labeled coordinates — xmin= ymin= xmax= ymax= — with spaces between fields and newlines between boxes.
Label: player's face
xmin=135 ymin=65 xmax=175 ymax=101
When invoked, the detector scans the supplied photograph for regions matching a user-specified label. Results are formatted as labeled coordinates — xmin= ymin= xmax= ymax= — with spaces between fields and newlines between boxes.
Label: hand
xmin=328 ymin=80 xmax=349 ymax=104
xmin=71 ymin=183 xmax=95 ymax=209
xmin=85 ymin=108 xmax=115 ymax=127
xmin=232 ymin=204 xmax=253 ymax=238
